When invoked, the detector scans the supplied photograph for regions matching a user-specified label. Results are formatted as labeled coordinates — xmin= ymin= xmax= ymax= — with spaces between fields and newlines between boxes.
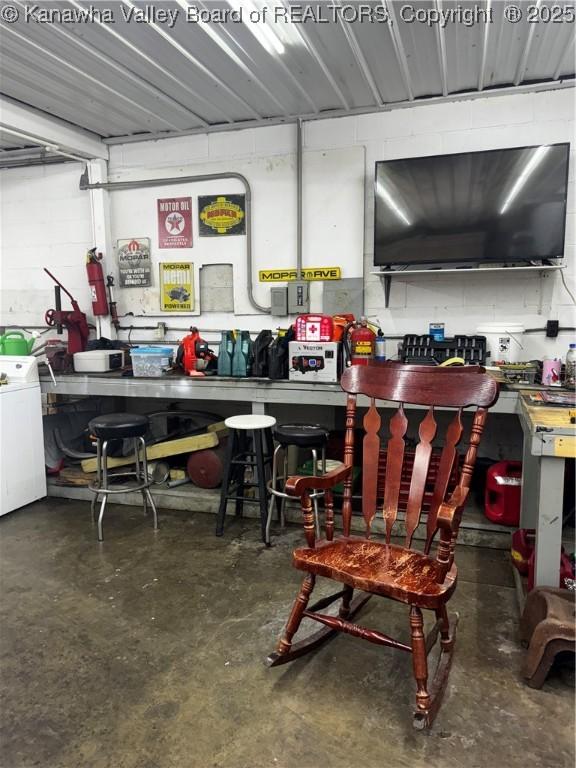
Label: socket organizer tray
xmin=400 ymin=334 xmax=487 ymax=366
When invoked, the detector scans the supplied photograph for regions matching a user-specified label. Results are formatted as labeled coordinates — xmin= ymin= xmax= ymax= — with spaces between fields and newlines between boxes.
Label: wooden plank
xmin=207 ymin=421 xmax=229 ymax=438
xmin=81 ymin=431 xmax=218 ymax=473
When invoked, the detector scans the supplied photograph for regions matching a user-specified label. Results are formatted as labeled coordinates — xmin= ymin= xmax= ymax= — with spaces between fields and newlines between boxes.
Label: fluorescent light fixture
xmin=228 ymin=0 xmax=285 ymax=55
xmin=376 ymin=181 xmax=411 ymax=226
xmin=500 ymin=145 xmax=551 ymax=214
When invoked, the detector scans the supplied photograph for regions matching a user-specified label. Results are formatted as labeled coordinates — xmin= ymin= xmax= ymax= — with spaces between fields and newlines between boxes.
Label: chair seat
xmin=274 ymin=423 xmax=329 ymax=448
xmin=225 ymin=414 xmax=276 ymax=431
xmin=89 ymin=413 xmax=149 ymax=440
xmin=293 ymin=537 xmax=457 ymax=609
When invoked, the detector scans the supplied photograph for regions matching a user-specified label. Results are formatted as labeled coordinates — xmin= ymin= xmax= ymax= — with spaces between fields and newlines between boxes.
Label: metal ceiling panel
xmin=0 ymin=131 xmax=33 ymax=151
xmin=0 ymin=0 xmax=573 ymax=144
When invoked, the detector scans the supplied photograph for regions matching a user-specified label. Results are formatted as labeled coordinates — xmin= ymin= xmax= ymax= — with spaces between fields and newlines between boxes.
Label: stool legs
xmin=215 ymin=430 xmax=236 ymax=536
xmin=266 ymin=444 xmax=283 ymax=545
xmin=90 ymin=435 xmax=157 ymax=542
xmin=253 ymin=429 xmax=269 ymax=545
xmin=91 ymin=438 xmax=102 ymax=522
xmin=216 ymin=427 xmax=274 ymax=542
xmin=96 ymin=439 xmax=110 ymax=542
xmin=138 ymin=436 xmax=158 ymax=531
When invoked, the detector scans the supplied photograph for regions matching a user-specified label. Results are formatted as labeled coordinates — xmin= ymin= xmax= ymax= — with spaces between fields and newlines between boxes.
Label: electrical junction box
xmin=288 ymin=281 xmax=310 ymax=314
xmin=289 ymin=342 xmax=339 ymax=383
xmin=270 ymin=286 xmax=288 ymax=316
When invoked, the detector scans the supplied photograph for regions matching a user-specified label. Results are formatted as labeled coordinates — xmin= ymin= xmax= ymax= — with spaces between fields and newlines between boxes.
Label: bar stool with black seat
xmin=88 ymin=413 xmax=158 ymax=542
xmin=265 ymin=423 xmax=329 ymax=546
xmin=215 ymin=414 xmax=276 ymax=543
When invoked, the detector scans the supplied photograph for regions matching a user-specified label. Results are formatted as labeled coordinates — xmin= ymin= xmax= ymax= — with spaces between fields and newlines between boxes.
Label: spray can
xmin=374 ymin=329 xmax=386 ymax=362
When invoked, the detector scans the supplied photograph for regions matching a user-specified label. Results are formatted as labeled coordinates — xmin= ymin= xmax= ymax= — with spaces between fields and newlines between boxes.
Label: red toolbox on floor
xmin=484 ymin=460 xmax=522 ymax=526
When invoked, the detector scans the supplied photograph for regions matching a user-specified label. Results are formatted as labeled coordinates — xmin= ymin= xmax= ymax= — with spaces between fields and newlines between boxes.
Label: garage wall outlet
xmin=546 ymin=320 xmax=559 ymax=337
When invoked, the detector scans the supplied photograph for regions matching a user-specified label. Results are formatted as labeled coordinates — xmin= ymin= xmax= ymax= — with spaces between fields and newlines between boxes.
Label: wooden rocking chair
xmin=267 ymin=364 xmax=499 ymax=728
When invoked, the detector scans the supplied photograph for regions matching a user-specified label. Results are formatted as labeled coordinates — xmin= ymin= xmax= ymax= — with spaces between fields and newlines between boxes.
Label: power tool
xmin=176 ymin=327 xmax=216 ymax=377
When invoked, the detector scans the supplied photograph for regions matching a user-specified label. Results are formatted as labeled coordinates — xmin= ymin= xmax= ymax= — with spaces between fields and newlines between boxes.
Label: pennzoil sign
xmin=259 ymin=267 xmax=342 ymax=282
xmin=199 ymin=194 xmax=245 ymax=236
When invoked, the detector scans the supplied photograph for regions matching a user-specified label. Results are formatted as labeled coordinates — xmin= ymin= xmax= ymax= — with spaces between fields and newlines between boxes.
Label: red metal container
xmin=511 ymin=528 xmax=535 ymax=575
xmin=528 ymin=546 xmax=574 ymax=591
xmin=484 ymin=460 xmax=522 ymax=526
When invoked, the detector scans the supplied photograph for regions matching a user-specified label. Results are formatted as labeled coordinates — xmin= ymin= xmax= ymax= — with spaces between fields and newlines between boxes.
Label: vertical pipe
xmin=296 ymin=118 xmax=303 ymax=281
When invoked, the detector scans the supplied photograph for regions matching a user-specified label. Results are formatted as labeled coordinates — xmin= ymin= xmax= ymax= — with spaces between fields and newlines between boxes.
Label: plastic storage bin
xmin=484 ymin=460 xmax=522 ymax=526
xmin=130 ymin=346 xmax=174 ymax=378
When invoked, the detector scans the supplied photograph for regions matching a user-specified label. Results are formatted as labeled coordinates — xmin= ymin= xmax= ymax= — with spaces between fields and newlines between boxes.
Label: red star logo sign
xmin=166 ymin=212 xmax=184 ymax=234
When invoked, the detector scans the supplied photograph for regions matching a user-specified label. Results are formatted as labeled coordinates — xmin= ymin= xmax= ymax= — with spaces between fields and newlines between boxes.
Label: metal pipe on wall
xmin=79 ymin=170 xmax=270 ymax=314
xmin=296 ymin=118 xmax=303 ymax=281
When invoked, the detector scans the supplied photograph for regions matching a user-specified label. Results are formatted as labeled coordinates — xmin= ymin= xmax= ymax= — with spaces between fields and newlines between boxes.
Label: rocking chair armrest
xmin=437 ymin=487 xmax=470 ymax=532
xmin=284 ymin=465 xmax=352 ymax=497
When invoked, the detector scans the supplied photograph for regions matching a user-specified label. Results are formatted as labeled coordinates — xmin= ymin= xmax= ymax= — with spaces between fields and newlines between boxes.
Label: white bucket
xmin=477 ymin=323 xmax=525 ymax=363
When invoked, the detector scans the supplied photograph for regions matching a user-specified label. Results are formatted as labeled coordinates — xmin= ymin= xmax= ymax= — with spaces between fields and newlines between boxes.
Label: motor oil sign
xmin=159 ymin=262 xmax=194 ymax=312
xmin=157 ymin=197 xmax=193 ymax=248
xmin=117 ymin=238 xmax=152 ymax=287
xmin=199 ymin=194 xmax=245 ymax=236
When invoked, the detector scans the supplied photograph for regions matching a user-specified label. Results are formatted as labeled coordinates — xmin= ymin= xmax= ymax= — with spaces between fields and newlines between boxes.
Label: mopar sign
xmin=259 ymin=267 xmax=341 ymax=282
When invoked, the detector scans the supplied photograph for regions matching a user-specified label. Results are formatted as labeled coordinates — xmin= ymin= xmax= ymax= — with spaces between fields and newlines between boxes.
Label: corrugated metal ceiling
xmin=0 ymin=0 xmax=574 ymax=145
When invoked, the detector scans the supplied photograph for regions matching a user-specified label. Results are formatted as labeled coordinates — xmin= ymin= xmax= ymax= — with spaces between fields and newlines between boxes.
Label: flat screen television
xmin=374 ymin=143 xmax=570 ymax=267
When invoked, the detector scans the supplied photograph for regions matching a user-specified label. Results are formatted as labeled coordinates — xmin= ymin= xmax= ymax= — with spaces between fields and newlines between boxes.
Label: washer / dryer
xmin=0 ymin=356 xmax=47 ymax=516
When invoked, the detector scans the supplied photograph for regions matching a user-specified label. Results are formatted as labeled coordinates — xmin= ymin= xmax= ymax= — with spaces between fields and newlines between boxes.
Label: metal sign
xmin=159 ymin=262 xmax=194 ymax=312
xmin=259 ymin=267 xmax=342 ymax=282
xmin=157 ymin=197 xmax=193 ymax=249
xmin=117 ymin=238 xmax=152 ymax=287
xmin=198 ymin=194 xmax=246 ymax=236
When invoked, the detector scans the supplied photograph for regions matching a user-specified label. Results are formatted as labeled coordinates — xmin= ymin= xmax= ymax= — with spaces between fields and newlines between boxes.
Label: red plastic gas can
xmin=484 ymin=460 xmax=522 ymax=526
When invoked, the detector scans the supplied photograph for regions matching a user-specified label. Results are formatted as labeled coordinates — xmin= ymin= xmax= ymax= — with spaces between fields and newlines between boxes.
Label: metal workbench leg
xmin=520 ymin=436 xmax=539 ymax=528
xmin=533 ymin=456 xmax=566 ymax=588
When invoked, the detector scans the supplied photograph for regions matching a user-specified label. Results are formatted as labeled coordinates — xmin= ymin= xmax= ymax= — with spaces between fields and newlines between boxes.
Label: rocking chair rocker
xmin=266 ymin=364 xmax=499 ymax=728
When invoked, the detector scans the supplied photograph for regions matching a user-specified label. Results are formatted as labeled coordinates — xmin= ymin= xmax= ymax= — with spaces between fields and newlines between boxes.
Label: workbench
xmin=39 ymin=371 xmax=520 ymax=414
xmin=517 ymin=393 xmax=576 ymax=588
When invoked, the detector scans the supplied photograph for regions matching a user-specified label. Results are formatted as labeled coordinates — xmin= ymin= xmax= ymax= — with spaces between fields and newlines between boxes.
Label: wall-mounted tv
xmin=374 ymin=143 xmax=570 ymax=267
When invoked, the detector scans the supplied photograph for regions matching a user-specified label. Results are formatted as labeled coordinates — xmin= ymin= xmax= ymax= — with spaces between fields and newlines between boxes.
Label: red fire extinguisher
xmin=86 ymin=247 xmax=109 ymax=316
xmin=344 ymin=317 xmax=376 ymax=366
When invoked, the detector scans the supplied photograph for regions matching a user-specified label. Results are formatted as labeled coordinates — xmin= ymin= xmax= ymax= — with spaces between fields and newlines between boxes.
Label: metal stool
xmin=88 ymin=413 xmax=158 ymax=542
xmin=265 ymin=423 xmax=329 ymax=545
xmin=215 ymin=414 xmax=276 ymax=543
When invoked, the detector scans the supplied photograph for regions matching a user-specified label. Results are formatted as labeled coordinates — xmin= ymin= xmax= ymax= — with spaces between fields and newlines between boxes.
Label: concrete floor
xmin=0 ymin=499 xmax=573 ymax=768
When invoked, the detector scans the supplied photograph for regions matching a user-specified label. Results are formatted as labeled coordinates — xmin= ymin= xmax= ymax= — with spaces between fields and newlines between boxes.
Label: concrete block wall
xmin=1 ymin=88 xmax=574 ymax=361
xmin=0 ymin=162 xmax=94 ymax=326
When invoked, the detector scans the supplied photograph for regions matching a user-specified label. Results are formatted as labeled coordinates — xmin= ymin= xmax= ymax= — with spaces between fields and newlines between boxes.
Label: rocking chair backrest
xmin=339 ymin=365 xmax=499 ymax=551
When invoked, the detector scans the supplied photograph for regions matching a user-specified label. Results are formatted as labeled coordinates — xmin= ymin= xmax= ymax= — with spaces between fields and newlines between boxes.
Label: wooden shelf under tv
xmin=371 ymin=263 xmax=565 ymax=308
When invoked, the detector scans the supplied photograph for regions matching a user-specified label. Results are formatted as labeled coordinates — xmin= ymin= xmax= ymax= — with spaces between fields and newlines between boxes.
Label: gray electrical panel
xmin=322 ymin=278 xmax=364 ymax=318
xmin=287 ymin=281 xmax=310 ymax=314
xmin=270 ymin=286 xmax=288 ymax=316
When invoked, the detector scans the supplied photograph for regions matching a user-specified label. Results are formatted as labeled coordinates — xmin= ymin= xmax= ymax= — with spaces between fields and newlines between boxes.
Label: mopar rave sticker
xmin=117 ymin=238 xmax=152 ymax=287
xmin=259 ymin=267 xmax=342 ymax=282
xmin=159 ymin=262 xmax=194 ymax=312
xmin=198 ymin=195 xmax=245 ymax=236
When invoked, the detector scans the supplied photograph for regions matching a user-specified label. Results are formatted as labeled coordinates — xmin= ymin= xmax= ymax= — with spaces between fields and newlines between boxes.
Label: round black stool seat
xmin=89 ymin=413 xmax=149 ymax=440
xmin=274 ymin=423 xmax=329 ymax=448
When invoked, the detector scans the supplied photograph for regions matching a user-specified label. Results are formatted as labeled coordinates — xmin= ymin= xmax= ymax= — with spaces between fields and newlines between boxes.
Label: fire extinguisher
xmin=343 ymin=317 xmax=376 ymax=366
xmin=86 ymin=247 xmax=109 ymax=316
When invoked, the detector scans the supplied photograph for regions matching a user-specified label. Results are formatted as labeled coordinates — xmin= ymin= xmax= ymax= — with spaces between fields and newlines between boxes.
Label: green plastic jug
xmin=0 ymin=331 xmax=34 ymax=356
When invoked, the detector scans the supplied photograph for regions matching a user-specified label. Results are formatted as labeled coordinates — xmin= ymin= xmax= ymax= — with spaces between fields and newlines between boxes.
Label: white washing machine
xmin=0 ymin=356 xmax=47 ymax=516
